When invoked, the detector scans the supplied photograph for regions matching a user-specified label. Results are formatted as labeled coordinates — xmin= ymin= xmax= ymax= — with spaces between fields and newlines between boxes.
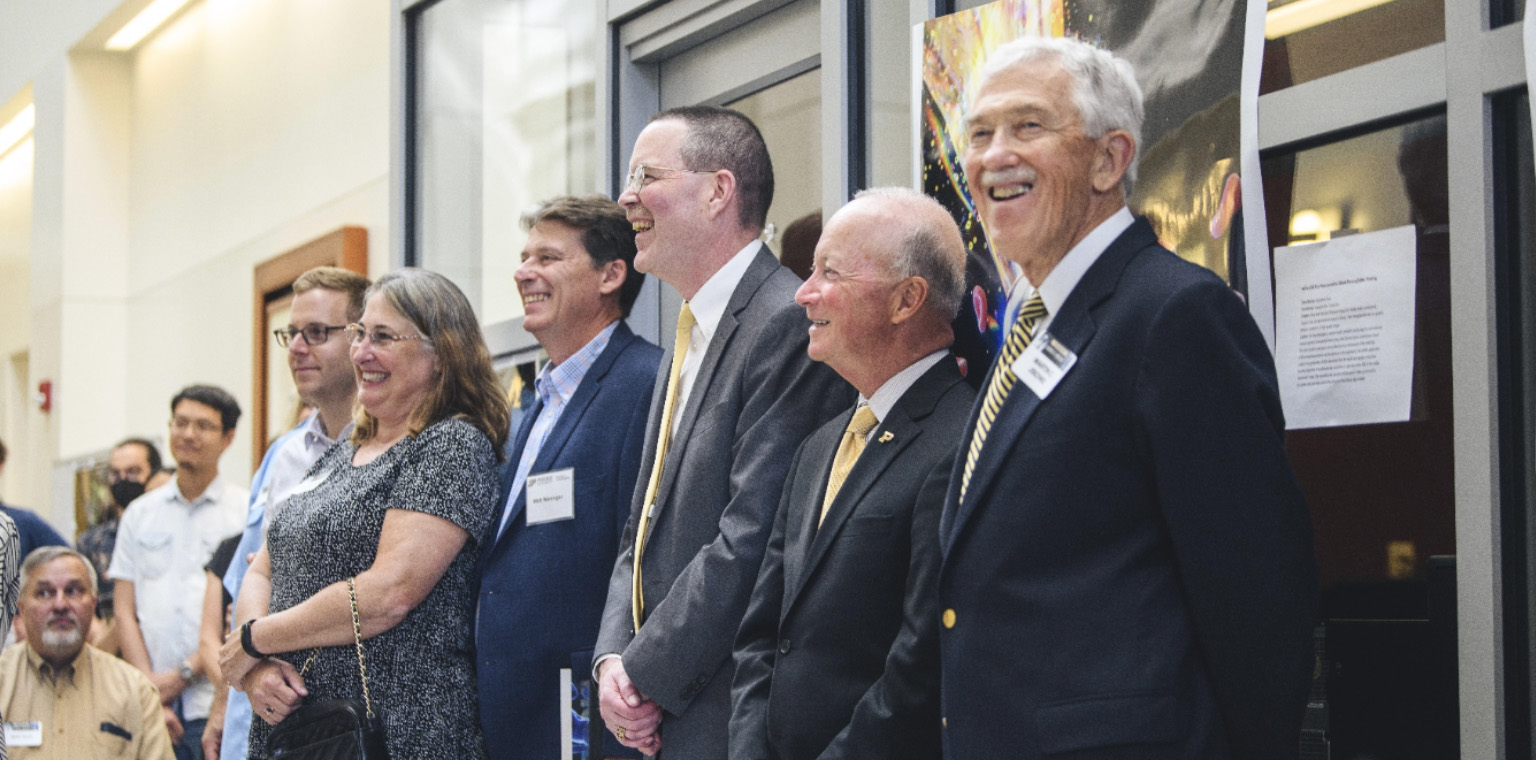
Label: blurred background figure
xmin=77 ymin=437 xmax=163 ymax=656
xmin=109 ymin=385 xmax=247 ymax=760
xmin=1 ymin=547 xmax=173 ymax=760
xmin=777 ymin=210 xmax=822 ymax=281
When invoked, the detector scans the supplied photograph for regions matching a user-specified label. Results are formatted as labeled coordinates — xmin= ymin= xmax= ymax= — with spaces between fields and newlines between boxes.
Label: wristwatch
xmin=176 ymin=661 xmax=195 ymax=683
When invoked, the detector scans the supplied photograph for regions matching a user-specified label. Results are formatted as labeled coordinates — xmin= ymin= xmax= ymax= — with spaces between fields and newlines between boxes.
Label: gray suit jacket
xmin=596 ymin=244 xmax=855 ymax=758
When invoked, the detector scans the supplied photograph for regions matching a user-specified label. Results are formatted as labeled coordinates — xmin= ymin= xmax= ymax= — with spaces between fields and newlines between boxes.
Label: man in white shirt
xmin=110 ymin=384 xmax=247 ymax=760
xmin=211 ymin=266 xmax=369 ymax=760
xmin=595 ymin=106 xmax=853 ymax=758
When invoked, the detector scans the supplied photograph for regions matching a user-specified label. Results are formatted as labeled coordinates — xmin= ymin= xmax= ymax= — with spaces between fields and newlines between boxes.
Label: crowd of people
xmin=0 ymin=36 xmax=1318 ymax=760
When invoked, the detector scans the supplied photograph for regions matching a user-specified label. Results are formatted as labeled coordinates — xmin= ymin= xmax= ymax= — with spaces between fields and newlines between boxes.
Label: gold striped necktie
xmin=959 ymin=293 xmax=1047 ymax=502
xmin=632 ymin=302 xmax=696 ymax=630
xmin=819 ymin=405 xmax=880 ymax=526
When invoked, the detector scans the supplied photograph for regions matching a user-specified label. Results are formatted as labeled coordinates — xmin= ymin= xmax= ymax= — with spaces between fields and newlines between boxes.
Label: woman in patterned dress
xmin=220 ymin=269 xmax=509 ymax=759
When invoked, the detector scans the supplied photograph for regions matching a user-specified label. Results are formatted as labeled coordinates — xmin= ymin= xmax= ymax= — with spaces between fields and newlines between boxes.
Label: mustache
xmin=978 ymin=168 xmax=1037 ymax=187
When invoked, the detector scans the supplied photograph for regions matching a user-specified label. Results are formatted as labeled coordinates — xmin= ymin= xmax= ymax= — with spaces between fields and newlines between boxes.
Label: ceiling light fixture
xmin=105 ymin=0 xmax=193 ymax=51
xmin=0 ymin=104 xmax=35 ymax=159
xmin=1265 ymin=0 xmax=1400 ymax=39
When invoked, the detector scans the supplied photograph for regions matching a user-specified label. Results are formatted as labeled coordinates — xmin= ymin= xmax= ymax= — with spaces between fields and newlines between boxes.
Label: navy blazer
xmin=475 ymin=321 xmax=662 ymax=760
xmin=731 ymin=358 xmax=973 ymax=760
xmin=938 ymin=219 xmax=1318 ymax=760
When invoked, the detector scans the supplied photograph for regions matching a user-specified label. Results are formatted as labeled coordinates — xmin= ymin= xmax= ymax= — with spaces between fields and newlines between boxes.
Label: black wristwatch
xmin=240 ymin=619 xmax=269 ymax=659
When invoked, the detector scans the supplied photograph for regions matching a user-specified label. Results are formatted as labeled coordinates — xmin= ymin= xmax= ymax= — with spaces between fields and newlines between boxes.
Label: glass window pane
xmin=1261 ymin=112 xmax=1456 ymax=754
xmin=1494 ymin=86 xmax=1534 ymax=758
xmin=413 ymin=0 xmax=598 ymax=324
xmin=729 ymin=69 xmax=822 ymax=276
xmin=1261 ymin=0 xmax=1445 ymax=93
xmin=868 ymin=3 xmax=912 ymax=189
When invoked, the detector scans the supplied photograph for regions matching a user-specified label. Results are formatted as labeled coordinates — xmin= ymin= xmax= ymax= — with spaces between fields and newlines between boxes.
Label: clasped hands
xmin=219 ymin=624 xmax=309 ymax=725
xmin=597 ymin=658 xmax=662 ymax=755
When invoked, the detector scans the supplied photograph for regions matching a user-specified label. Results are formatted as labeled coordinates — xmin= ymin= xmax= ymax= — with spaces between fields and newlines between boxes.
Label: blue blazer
xmin=475 ymin=321 xmax=662 ymax=760
xmin=938 ymin=219 xmax=1318 ymax=760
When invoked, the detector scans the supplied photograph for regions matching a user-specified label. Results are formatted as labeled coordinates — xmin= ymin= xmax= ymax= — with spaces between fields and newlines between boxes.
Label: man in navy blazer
xmin=731 ymin=187 xmax=973 ymax=760
xmin=476 ymin=195 xmax=662 ymax=760
xmin=938 ymin=37 xmax=1317 ymax=759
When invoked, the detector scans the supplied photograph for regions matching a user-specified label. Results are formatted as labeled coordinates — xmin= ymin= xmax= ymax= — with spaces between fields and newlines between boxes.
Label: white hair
xmin=974 ymin=36 xmax=1146 ymax=195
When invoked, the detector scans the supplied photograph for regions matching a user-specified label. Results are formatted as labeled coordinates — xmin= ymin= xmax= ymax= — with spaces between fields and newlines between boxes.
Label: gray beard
xmin=38 ymin=627 xmax=84 ymax=659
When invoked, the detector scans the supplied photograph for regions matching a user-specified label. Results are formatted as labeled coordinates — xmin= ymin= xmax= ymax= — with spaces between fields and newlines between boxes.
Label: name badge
xmin=4 ymin=721 xmax=42 ymax=747
xmin=525 ymin=468 xmax=576 ymax=525
xmin=1012 ymin=332 xmax=1077 ymax=400
xmin=289 ymin=467 xmax=332 ymax=496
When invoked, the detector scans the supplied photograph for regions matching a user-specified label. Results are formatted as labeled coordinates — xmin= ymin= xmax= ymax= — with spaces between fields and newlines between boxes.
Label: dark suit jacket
xmin=731 ymin=358 xmax=973 ymax=760
xmin=596 ymin=245 xmax=855 ymax=758
xmin=476 ymin=322 xmax=662 ymax=760
xmin=938 ymin=219 xmax=1318 ymax=760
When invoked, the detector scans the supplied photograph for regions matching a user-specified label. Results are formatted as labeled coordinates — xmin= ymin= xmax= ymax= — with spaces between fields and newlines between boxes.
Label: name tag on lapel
xmin=1012 ymin=333 xmax=1077 ymax=400
xmin=525 ymin=468 xmax=576 ymax=525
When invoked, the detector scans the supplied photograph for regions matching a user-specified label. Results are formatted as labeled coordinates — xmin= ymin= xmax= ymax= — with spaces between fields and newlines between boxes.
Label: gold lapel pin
xmin=878 ymin=431 xmax=894 ymax=443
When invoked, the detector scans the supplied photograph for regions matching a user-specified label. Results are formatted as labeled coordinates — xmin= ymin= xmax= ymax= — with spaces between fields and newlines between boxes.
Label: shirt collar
xmin=26 ymin=642 xmax=85 ymax=688
xmin=536 ymin=321 xmax=618 ymax=407
xmin=1007 ymin=206 xmax=1134 ymax=327
xmin=687 ymin=242 xmax=761 ymax=342
xmin=302 ymin=409 xmax=352 ymax=449
xmin=861 ymin=349 xmax=950 ymax=425
xmin=171 ymin=476 xmax=226 ymax=508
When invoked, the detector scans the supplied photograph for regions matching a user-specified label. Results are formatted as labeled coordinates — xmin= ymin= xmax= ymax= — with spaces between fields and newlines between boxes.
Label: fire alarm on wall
xmin=35 ymin=380 xmax=51 ymax=412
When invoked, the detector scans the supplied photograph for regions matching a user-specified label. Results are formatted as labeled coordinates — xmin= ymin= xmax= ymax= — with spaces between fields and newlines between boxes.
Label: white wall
xmin=2 ymin=0 xmax=393 ymax=535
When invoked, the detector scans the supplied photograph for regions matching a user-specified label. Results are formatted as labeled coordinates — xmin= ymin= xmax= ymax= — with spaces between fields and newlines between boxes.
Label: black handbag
xmin=266 ymin=577 xmax=389 ymax=760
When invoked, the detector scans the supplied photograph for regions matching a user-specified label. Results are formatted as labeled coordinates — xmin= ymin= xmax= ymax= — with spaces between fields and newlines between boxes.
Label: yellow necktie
xmin=633 ymin=302 xmax=697 ymax=630
xmin=819 ymin=405 xmax=880 ymax=526
xmin=959 ymin=294 xmax=1047 ymax=502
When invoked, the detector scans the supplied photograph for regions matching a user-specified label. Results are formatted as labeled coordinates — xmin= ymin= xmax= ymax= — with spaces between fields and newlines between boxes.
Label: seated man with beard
xmin=0 ymin=547 xmax=172 ymax=759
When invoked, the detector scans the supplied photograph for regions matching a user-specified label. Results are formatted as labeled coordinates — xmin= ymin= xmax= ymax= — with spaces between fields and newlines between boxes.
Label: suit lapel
xmin=780 ymin=413 xmax=843 ymax=608
xmin=650 ymin=245 xmax=779 ymax=515
xmin=941 ymin=220 xmax=1155 ymax=555
xmin=785 ymin=360 xmax=956 ymax=615
xmin=490 ymin=325 xmax=637 ymax=556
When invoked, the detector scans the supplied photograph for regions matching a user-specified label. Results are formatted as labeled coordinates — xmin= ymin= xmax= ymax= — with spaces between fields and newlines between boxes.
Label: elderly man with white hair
xmin=937 ymin=36 xmax=1317 ymax=760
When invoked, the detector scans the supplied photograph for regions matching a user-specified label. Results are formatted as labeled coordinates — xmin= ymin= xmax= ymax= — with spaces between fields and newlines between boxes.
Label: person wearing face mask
xmin=77 ymin=437 xmax=164 ymax=645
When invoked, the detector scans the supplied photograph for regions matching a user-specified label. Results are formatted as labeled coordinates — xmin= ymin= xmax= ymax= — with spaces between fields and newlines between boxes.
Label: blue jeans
xmin=174 ymin=717 xmax=207 ymax=760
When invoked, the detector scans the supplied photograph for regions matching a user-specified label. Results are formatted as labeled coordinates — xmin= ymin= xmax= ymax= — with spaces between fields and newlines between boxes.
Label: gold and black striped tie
xmin=959 ymin=293 xmax=1048 ymax=502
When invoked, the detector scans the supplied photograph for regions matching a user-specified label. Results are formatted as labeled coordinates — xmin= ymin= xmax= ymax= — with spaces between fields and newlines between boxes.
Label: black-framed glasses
xmin=625 ymin=163 xmax=718 ymax=195
xmin=345 ymin=323 xmax=429 ymax=349
xmin=274 ymin=324 xmax=348 ymax=348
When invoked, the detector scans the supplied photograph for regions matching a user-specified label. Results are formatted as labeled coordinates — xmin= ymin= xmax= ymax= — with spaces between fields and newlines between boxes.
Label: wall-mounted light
xmin=0 ymin=104 xmax=35 ymax=159
xmin=1289 ymin=209 xmax=1324 ymax=239
xmin=105 ymin=0 xmax=194 ymax=51
xmin=1266 ymin=0 xmax=1400 ymax=40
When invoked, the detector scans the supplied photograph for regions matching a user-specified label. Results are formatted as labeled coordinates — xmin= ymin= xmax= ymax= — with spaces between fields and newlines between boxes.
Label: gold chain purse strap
xmin=298 ymin=577 xmax=375 ymax=720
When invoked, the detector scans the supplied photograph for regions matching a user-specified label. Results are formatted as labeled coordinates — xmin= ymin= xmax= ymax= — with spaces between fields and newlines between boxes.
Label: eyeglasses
xmin=274 ymin=324 xmax=349 ymax=348
xmin=625 ymin=163 xmax=717 ymax=195
xmin=345 ymin=323 xmax=429 ymax=349
xmin=170 ymin=417 xmax=222 ymax=435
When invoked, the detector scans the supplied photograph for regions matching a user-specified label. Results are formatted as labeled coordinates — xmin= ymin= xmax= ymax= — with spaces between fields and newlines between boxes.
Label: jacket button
xmin=942 ymin=717 xmax=948 ymax=728
xmin=778 ymin=639 xmax=792 ymax=655
xmin=942 ymin=609 xmax=957 ymax=628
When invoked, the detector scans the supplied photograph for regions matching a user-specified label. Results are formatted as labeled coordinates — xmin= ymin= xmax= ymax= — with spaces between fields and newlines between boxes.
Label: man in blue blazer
xmin=476 ymin=195 xmax=662 ymax=760
xmin=939 ymin=37 xmax=1317 ymax=759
